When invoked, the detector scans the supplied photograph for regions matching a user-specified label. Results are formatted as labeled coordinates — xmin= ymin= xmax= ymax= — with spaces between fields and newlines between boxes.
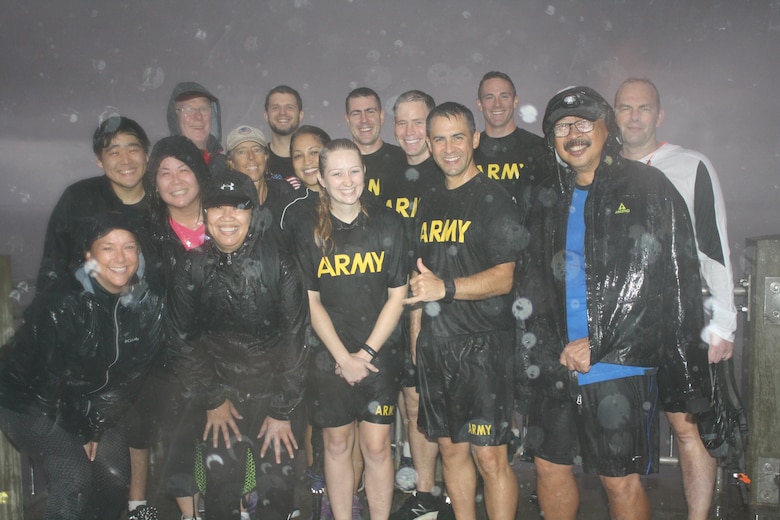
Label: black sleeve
xmin=269 ymin=248 xmax=310 ymax=420
xmin=37 ymin=190 xmax=77 ymax=293
xmin=693 ymin=161 xmax=725 ymax=265
xmin=166 ymin=251 xmax=224 ymax=408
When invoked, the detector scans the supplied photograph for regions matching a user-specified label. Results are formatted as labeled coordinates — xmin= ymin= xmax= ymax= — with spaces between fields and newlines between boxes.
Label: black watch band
xmin=362 ymin=344 xmax=378 ymax=359
xmin=442 ymin=278 xmax=456 ymax=303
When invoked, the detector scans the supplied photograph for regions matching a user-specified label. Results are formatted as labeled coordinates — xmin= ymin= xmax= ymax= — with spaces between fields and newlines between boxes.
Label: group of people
xmin=0 ymin=72 xmax=735 ymax=520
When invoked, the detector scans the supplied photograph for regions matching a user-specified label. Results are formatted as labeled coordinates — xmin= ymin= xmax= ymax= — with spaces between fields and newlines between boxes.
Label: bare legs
xmin=667 ymin=411 xmax=716 ymax=520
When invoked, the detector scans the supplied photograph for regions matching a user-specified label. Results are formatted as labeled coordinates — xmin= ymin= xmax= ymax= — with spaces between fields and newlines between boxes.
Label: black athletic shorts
xmin=526 ymin=374 xmax=660 ymax=477
xmin=416 ymin=329 xmax=514 ymax=445
xmin=307 ymin=345 xmax=402 ymax=429
xmin=399 ymin=311 xmax=417 ymax=388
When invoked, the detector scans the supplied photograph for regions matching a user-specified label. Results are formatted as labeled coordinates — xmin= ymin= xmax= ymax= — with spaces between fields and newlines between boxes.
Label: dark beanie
xmin=147 ymin=135 xmax=211 ymax=186
xmin=80 ymin=211 xmax=140 ymax=253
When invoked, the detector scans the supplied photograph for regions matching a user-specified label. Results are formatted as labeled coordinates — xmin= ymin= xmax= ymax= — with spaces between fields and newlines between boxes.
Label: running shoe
xmin=389 ymin=491 xmax=439 ymax=520
xmin=352 ymin=494 xmax=363 ymax=520
xmin=128 ymin=505 xmax=158 ymax=520
xmin=436 ymin=497 xmax=454 ymax=520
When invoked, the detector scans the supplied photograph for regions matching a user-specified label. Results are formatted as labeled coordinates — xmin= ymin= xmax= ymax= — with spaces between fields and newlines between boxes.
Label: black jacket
xmin=0 ymin=261 xmax=164 ymax=442
xmin=167 ymin=204 xmax=308 ymax=419
xmin=37 ymin=175 xmax=154 ymax=293
xmin=516 ymin=153 xmax=707 ymax=408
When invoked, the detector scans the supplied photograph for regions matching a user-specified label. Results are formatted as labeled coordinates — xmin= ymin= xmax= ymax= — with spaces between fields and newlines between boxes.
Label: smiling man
xmin=345 ymin=87 xmax=407 ymax=201
xmin=38 ymin=116 xmax=153 ymax=294
xmin=405 ymin=102 xmax=521 ymax=520
xmin=167 ymin=81 xmax=224 ymax=168
xmin=474 ymin=71 xmax=546 ymax=201
xmin=264 ymin=85 xmax=304 ymax=184
xmin=517 ymin=86 xmax=708 ymax=520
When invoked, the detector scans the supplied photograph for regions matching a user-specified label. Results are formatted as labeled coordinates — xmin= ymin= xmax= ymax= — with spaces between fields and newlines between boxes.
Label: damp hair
xmin=425 ymin=101 xmax=477 ymax=137
xmin=477 ymin=71 xmax=517 ymax=99
xmin=92 ymin=116 xmax=151 ymax=157
xmin=614 ymin=77 xmax=662 ymax=109
xmin=345 ymin=87 xmax=381 ymax=114
xmin=289 ymin=125 xmax=332 ymax=156
xmin=393 ymin=90 xmax=436 ymax=114
xmin=264 ymin=85 xmax=303 ymax=111
xmin=314 ymin=138 xmax=369 ymax=255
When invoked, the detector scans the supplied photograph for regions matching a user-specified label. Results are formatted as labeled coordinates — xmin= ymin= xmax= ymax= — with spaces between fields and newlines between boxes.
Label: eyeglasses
xmin=176 ymin=106 xmax=212 ymax=118
xmin=553 ymin=119 xmax=595 ymax=137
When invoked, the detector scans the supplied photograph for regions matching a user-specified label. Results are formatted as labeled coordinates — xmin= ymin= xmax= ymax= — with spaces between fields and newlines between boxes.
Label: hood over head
xmin=167 ymin=81 xmax=223 ymax=152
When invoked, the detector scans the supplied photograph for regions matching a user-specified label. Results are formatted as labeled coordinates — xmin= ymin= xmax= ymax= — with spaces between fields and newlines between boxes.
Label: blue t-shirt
xmin=565 ymin=186 xmax=652 ymax=385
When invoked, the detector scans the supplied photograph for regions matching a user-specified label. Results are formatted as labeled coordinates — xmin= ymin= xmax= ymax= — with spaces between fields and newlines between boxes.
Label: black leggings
xmin=0 ymin=406 xmax=130 ymax=520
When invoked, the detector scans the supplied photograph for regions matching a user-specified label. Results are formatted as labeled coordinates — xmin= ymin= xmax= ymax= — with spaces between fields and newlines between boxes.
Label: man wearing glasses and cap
xmin=515 ymin=86 xmax=709 ymax=519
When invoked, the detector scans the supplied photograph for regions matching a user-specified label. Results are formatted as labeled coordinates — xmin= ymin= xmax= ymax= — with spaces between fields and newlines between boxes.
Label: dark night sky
xmin=1 ymin=0 xmax=778 ymax=297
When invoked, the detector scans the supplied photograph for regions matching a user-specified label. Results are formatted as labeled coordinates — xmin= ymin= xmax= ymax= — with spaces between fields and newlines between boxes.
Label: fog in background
xmin=1 ymin=0 xmax=778 ymax=303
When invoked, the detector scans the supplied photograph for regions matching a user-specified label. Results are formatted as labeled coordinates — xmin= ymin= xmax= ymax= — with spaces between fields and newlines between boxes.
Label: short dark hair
xmin=345 ymin=87 xmax=381 ymax=114
xmin=92 ymin=116 xmax=150 ymax=157
xmin=426 ymin=102 xmax=476 ymax=137
xmin=478 ymin=71 xmax=517 ymax=99
xmin=290 ymin=125 xmax=332 ymax=156
xmin=265 ymin=85 xmax=303 ymax=111
xmin=393 ymin=90 xmax=436 ymax=114
xmin=615 ymin=77 xmax=661 ymax=109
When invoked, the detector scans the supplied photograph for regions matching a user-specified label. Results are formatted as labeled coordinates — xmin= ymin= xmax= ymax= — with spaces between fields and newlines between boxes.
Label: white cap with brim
xmin=226 ymin=125 xmax=267 ymax=153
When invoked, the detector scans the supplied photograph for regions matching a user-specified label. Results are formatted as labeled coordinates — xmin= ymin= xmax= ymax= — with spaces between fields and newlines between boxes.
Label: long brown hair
xmin=314 ymin=138 xmax=369 ymax=254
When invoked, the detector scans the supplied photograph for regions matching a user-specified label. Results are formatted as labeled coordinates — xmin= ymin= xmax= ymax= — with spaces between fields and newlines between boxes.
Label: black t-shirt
xmin=380 ymin=156 xmax=443 ymax=219
xmin=295 ymin=199 xmax=407 ymax=351
xmin=361 ymin=142 xmax=408 ymax=202
xmin=474 ymin=127 xmax=547 ymax=201
xmin=414 ymin=173 xmax=521 ymax=336
xmin=268 ymin=148 xmax=295 ymax=179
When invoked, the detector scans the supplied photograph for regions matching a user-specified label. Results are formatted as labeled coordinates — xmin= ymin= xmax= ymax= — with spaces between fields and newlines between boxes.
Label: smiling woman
xmin=166 ymin=168 xmax=308 ymax=520
xmin=0 ymin=214 xmax=164 ymax=520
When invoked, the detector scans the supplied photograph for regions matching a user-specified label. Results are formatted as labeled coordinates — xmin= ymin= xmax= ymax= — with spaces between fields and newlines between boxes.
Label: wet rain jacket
xmin=0 ymin=261 xmax=164 ymax=442
xmin=167 ymin=200 xmax=308 ymax=420
xmin=516 ymin=153 xmax=708 ymax=409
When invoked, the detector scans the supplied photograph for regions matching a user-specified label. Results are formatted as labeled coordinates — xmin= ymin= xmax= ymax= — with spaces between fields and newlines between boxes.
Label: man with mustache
xmin=516 ymin=86 xmax=708 ymax=519
xmin=615 ymin=77 xmax=736 ymax=520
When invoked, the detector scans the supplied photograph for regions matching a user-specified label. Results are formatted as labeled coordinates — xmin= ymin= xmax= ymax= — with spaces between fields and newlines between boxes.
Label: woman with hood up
xmin=167 ymin=169 xmax=308 ymax=520
xmin=143 ymin=135 xmax=211 ymax=519
xmin=0 ymin=214 xmax=164 ymax=520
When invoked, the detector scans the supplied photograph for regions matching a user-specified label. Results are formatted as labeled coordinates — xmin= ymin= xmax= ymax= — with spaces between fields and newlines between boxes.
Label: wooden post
xmin=745 ymin=236 xmax=780 ymax=516
xmin=0 ymin=256 xmax=24 ymax=519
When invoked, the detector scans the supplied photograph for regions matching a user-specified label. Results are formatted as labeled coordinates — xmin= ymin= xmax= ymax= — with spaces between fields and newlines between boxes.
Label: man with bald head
xmin=615 ymin=77 xmax=736 ymax=520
